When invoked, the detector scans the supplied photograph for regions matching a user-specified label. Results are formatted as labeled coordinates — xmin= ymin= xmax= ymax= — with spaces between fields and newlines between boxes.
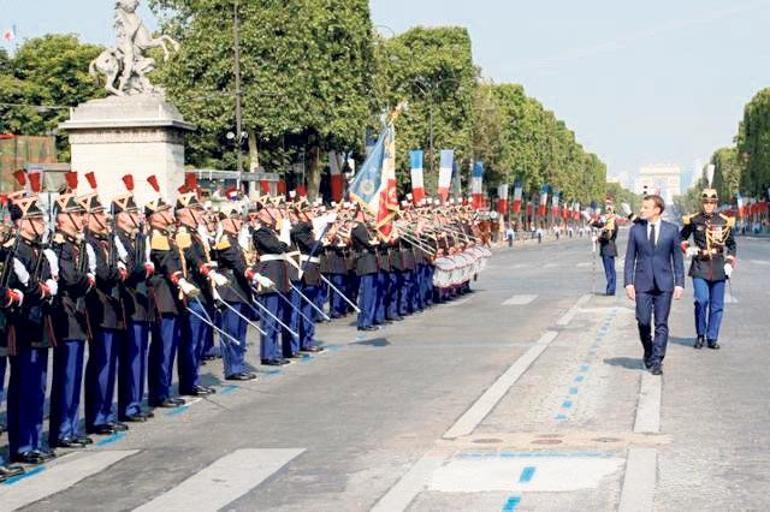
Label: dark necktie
xmin=649 ymin=223 xmax=656 ymax=250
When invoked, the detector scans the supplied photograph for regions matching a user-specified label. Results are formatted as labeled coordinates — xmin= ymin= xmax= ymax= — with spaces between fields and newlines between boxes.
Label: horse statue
xmin=89 ymin=0 xmax=180 ymax=96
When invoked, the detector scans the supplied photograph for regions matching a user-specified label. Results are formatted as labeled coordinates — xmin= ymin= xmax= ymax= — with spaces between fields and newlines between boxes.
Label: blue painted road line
xmin=555 ymin=413 xmax=568 ymax=421
xmin=2 ymin=465 xmax=46 ymax=486
xmin=501 ymin=495 xmax=521 ymax=511
xmin=219 ymin=384 xmax=240 ymax=395
xmin=165 ymin=405 xmax=190 ymax=417
xmin=457 ymin=450 xmax=610 ymax=459
xmin=519 ymin=466 xmax=536 ymax=483
xmin=569 ymin=387 xmax=579 ymax=395
xmin=574 ymin=375 xmax=585 ymax=382
xmin=96 ymin=431 xmax=127 ymax=447
xmin=561 ymin=400 xmax=573 ymax=409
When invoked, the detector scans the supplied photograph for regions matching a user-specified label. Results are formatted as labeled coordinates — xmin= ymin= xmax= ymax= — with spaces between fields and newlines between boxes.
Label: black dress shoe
xmin=181 ymin=385 xmax=215 ymax=397
xmin=643 ymin=358 xmax=653 ymax=370
xmin=261 ymin=359 xmax=284 ymax=366
xmin=149 ymin=398 xmax=186 ymax=409
xmin=226 ymin=372 xmax=257 ymax=381
xmin=0 ymin=464 xmax=25 ymax=480
xmin=650 ymin=366 xmax=663 ymax=376
xmin=707 ymin=340 xmax=720 ymax=350
xmin=87 ymin=424 xmax=117 ymax=435
xmin=694 ymin=335 xmax=705 ymax=349
xmin=301 ymin=346 xmax=325 ymax=353
xmin=120 ymin=414 xmax=148 ymax=423
xmin=109 ymin=422 xmax=129 ymax=432
xmin=75 ymin=435 xmax=94 ymax=445
xmin=357 ymin=325 xmax=380 ymax=331
xmin=389 ymin=316 xmax=404 ymax=322
xmin=54 ymin=437 xmax=89 ymax=448
xmin=10 ymin=451 xmax=46 ymax=465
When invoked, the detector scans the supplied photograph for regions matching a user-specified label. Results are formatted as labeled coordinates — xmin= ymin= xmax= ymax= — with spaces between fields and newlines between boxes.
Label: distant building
xmin=635 ymin=164 xmax=681 ymax=204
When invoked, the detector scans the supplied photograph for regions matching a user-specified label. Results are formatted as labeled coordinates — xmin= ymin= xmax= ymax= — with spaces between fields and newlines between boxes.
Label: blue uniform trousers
xmin=7 ymin=346 xmax=48 ymax=456
xmin=374 ymin=271 xmax=387 ymax=324
xmin=357 ymin=273 xmax=377 ymax=328
xmin=298 ymin=283 xmax=320 ymax=350
xmin=329 ymin=274 xmax=348 ymax=318
xmin=412 ymin=266 xmax=424 ymax=311
xmin=118 ymin=321 xmax=150 ymax=419
xmin=692 ymin=277 xmax=726 ymax=342
xmin=179 ymin=300 xmax=209 ymax=394
xmin=347 ymin=275 xmax=360 ymax=314
xmin=315 ymin=280 xmax=328 ymax=321
xmin=85 ymin=329 xmax=119 ymax=429
xmin=218 ymin=302 xmax=248 ymax=377
xmin=258 ymin=293 xmax=282 ymax=361
xmin=635 ymin=289 xmax=673 ymax=366
xmin=198 ymin=302 xmax=219 ymax=359
xmin=0 ymin=354 xmax=6 ymax=419
xmin=283 ymin=286 xmax=301 ymax=357
xmin=387 ymin=272 xmax=401 ymax=320
xmin=424 ymin=266 xmax=435 ymax=307
xmin=148 ymin=314 xmax=180 ymax=405
xmin=399 ymin=271 xmax=414 ymax=316
xmin=601 ymin=255 xmax=617 ymax=295
xmin=49 ymin=339 xmax=85 ymax=444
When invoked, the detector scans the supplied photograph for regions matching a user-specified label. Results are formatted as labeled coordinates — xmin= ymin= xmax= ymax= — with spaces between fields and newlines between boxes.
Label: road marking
xmin=556 ymin=294 xmax=592 ymax=326
xmin=133 ymin=448 xmax=304 ymax=512
xmin=519 ymin=466 xmax=536 ymax=483
xmin=0 ymin=450 xmax=139 ymax=511
xmin=446 ymin=297 xmax=473 ymax=307
xmin=750 ymin=259 xmax=770 ymax=265
xmin=577 ymin=262 xmax=591 ymax=268
xmin=501 ymin=294 xmax=538 ymax=306
xmin=618 ymin=448 xmax=657 ymax=512
xmin=543 ymin=263 xmax=560 ymax=268
xmin=501 ymin=495 xmax=522 ymax=511
xmin=429 ymin=455 xmax=624 ymax=492
xmin=370 ymin=450 xmax=447 ymax=512
xmin=443 ymin=330 xmax=559 ymax=439
xmin=634 ymin=371 xmax=662 ymax=434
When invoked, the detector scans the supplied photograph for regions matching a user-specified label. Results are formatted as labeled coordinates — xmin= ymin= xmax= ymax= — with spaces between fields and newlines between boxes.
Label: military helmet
xmin=701 ymin=188 xmax=718 ymax=202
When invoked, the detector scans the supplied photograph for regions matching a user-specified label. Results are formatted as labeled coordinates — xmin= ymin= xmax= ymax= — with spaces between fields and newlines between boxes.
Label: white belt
xmin=300 ymin=255 xmax=320 ymax=264
xmin=259 ymin=254 xmax=284 ymax=262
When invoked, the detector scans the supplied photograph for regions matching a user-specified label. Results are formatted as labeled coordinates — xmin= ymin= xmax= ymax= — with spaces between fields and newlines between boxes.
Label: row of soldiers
xmin=0 ymin=171 xmax=486 ymax=479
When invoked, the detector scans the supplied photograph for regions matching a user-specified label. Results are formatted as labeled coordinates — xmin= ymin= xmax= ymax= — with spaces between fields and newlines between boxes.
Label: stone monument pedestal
xmin=60 ymin=94 xmax=195 ymax=207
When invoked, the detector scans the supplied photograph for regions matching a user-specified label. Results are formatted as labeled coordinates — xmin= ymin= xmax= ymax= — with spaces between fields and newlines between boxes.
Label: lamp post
xmin=410 ymin=76 xmax=462 ymax=175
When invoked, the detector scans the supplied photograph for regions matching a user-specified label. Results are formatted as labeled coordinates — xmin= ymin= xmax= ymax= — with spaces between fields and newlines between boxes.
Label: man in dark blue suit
xmin=623 ymin=195 xmax=685 ymax=375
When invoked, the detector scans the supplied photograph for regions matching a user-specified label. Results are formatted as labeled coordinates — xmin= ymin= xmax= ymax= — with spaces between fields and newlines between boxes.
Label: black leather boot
xmin=694 ymin=335 xmax=705 ymax=349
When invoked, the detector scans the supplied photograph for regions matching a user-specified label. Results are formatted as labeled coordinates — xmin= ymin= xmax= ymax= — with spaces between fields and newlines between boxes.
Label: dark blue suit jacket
xmin=623 ymin=220 xmax=685 ymax=292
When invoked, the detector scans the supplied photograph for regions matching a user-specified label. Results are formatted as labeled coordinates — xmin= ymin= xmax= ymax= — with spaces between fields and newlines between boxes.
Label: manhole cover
xmin=472 ymin=438 xmax=503 ymax=444
xmin=531 ymin=439 xmax=563 ymax=445
xmin=592 ymin=437 xmax=621 ymax=443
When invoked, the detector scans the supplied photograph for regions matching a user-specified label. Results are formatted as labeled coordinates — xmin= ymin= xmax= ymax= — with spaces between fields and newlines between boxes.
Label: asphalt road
xmin=1 ymin=230 xmax=768 ymax=511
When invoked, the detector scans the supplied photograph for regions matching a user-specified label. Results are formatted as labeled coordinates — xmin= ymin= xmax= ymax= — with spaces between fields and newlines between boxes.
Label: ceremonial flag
xmin=551 ymin=190 xmax=560 ymax=217
xmin=737 ymin=192 xmax=745 ymax=218
xmin=512 ymin=177 xmax=523 ymax=214
xmin=437 ymin=149 xmax=454 ymax=202
xmin=328 ymin=151 xmax=345 ymax=202
xmin=410 ymin=150 xmax=425 ymax=204
xmin=526 ymin=200 xmax=534 ymax=217
xmin=349 ymin=114 xmax=400 ymax=235
xmin=471 ymin=161 xmax=484 ymax=209
xmin=451 ymin=160 xmax=463 ymax=199
xmin=538 ymin=186 xmax=549 ymax=217
xmin=496 ymin=183 xmax=509 ymax=215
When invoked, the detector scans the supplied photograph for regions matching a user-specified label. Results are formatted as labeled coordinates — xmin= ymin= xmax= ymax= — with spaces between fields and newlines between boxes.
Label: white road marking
xmin=577 ymin=262 xmax=592 ymax=268
xmin=443 ymin=330 xmax=559 ymax=439
xmin=544 ymin=263 xmax=560 ymax=268
xmin=133 ymin=448 xmax=304 ymax=512
xmin=618 ymin=448 xmax=657 ymax=512
xmin=556 ymin=294 xmax=592 ymax=326
xmin=370 ymin=450 xmax=446 ymax=512
xmin=501 ymin=294 xmax=538 ymax=306
xmin=446 ymin=297 xmax=473 ymax=307
xmin=634 ymin=372 xmax=662 ymax=434
xmin=429 ymin=455 xmax=624 ymax=493
xmin=0 ymin=450 xmax=139 ymax=511
xmin=750 ymin=259 xmax=770 ymax=265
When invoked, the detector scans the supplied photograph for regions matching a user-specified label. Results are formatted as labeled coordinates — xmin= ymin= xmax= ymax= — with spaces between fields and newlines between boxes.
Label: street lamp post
xmin=410 ymin=76 xmax=461 ymax=175
xmin=233 ymin=0 xmax=244 ymax=178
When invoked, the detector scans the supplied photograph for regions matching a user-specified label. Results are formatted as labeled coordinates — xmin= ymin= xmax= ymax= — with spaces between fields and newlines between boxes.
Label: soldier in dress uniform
xmin=175 ymin=189 xmax=220 ymax=393
xmin=48 ymin=176 xmax=95 ymax=447
xmin=322 ymin=218 xmax=350 ymax=319
xmin=5 ymin=186 xmax=59 ymax=464
xmin=590 ymin=199 xmax=619 ymax=296
xmin=113 ymin=175 xmax=156 ymax=422
xmin=80 ymin=178 xmax=129 ymax=436
xmin=351 ymin=206 xmax=379 ymax=331
xmin=680 ymin=187 xmax=737 ymax=350
xmin=145 ymin=175 xmax=200 ymax=408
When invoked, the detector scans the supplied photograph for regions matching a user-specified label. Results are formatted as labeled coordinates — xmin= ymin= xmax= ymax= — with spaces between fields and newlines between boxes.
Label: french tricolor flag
xmin=538 ymin=186 xmax=549 ymax=217
xmin=437 ymin=149 xmax=454 ymax=202
xmin=471 ymin=161 xmax=484 ymax=209
xmin=512 ymin=178 xmax=523 ymax=213
xmin=410 ymin=150 xmax=425 ymax=204
xmin=496 ymin=183 xmax=509 ymax=215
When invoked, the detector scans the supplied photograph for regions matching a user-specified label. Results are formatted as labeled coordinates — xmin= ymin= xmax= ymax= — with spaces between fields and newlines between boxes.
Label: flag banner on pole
xmin=526 ymin=200 xmax=534 ymax=217
xmin=496 ymin=183 xmax=509 ymax=215
xmin=512 ymin=177 xmax=523 ymax=213
xmin=328 ymin=151 xmax=345 ymax=202
xmin=437 ymin=149 xmax=454 ymax=202
xmin=737 ymin=192 xmax=745 ymax=218
xmin=538 ymin=186 xmax=549 ymax=217
xmin=451 ymin=160 xmax=463 ymax=199
xmin=349 ymin=122 xmax=398 ymax=235
xmin=410 ymin=150 xmax=425 ymax=204
xmin=471 ymin=161 xmax=484 ymax=209
xmin=550 ymin=190 xmax=560 ymax=217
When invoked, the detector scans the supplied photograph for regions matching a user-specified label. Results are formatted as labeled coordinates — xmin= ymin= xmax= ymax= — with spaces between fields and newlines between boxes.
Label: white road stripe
xmin=370 ymin=450 xmax=446 ymax=512
xmin=556 ymin=294 xmax=592 ymax=326
xmin=446 ymin=297 xmax=473 ymax=307
xmin=443 ymin=330 xmax=559 ymax=439
xmin=750 ymin=259 xmax=770 ymax=265
xmin=0 ymin=450 xmax=139 ymax=511
xmin=133 ymin=448 xmax=304 ymax=512
xmin=634 ymin=372 xmax=662 ymax=434
xmin=618 ymin=448 xmax=657 ymax=512
xmin=501 ymin=294 xmax=537 ymax=306
xmin=577 ymin=262 xmax=592 ymax=268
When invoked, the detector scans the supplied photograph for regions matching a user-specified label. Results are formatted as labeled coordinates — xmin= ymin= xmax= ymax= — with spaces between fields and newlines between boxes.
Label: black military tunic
xmin=213 ymin=232 xmax=252 ymax=304
xmin=85 ymin=233 xmax=125 ymax=331
xmin=117 ymin=229 xmax=152 ymax=322
xmin=176 ymin=226 xmax=215 ymax=307
xmin=148 ymin=228 xmax=185 ymax=316
xmin=290 ymin=221 xmax=321 ymax=286
xmin=253 ymin=226 xmax=290 ymax=294
xmin=680 ymin=212 xmax=737 ymax=281
xmin=351 ymin=222 xmax=378 ymax=276
xmin=591 ymin=215 xmax=619 ymax=257
xmin=51 ymin=233 xmax=91 ymax=341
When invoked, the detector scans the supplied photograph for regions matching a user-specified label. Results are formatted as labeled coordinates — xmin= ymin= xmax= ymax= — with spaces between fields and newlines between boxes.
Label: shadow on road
xmin=352 ymin=337 xmax=390 ymax=347
xmin=669 ymin=336 xmax=696 ymax=348
xmin=603 ymin=356 xmax=643 ymax=371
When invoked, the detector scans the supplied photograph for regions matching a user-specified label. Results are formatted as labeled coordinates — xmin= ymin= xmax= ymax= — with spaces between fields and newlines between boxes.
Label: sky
xmin=3 ymin=0 xmax=770 ymax=182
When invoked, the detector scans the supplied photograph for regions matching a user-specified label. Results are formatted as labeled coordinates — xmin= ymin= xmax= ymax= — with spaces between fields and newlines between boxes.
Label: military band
xmin=0 ymin=170 xmax=490 ymax=479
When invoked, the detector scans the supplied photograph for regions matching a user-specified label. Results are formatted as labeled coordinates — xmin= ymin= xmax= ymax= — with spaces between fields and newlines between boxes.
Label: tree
xmin=736 ymin=87 xmax=770 ymax=197
xmin=152 ymin=0 xmax=376 ymax=199
xmin=710 ymin=146 xmax=742 ymax=202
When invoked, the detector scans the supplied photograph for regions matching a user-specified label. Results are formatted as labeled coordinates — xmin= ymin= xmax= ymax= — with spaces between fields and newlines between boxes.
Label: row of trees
xmin=1 ymin=1 xmax=610 ymax=204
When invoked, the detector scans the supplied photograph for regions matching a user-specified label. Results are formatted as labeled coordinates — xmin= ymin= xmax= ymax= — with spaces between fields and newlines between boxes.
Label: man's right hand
xmin=625 ymin=284 xmax=636 ymax=301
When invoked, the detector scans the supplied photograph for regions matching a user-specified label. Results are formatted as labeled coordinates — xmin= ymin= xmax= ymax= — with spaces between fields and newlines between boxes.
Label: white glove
xmin=724 ymin=263 xmax=733 ymax=278
xmin=621 ymin=203 xmax=632 ymax=216
xmin=686 ymin=247 xmax=699 ymax=257
xmin=45 ymin=278 xmax=58 ymax=297
xmin=12 ymin=257 xmax=30 ymax=286
xmin=253 ymin=273 xmax=274 ymax=289
xmin=209 ymin=271 xmax=229 ymax=287
xmin=178 ymin=278 xmax=200 ymax=298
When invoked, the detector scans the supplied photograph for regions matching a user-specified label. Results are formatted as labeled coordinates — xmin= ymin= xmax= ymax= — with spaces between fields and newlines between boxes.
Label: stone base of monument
xmin=60 ymin=94 xmax=195 ymax=206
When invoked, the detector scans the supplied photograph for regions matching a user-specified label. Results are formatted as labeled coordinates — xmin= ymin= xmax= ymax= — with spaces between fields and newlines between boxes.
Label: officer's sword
xmin=283 ymin=257 xmax=332 ymax=321
xmin=215 ymin=295 xmax=267 ymax=336
xmin=315 ymin=272 xmax=360 ymax=314
xmin=249 ymin=291 xmax=300 ymax=338
xmin=186 ymin=304 xmax=242 ymax=347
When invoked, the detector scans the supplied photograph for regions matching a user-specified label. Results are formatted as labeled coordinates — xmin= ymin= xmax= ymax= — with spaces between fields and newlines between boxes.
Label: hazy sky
xmin=3 ymin=0 xmax=770 ymax=179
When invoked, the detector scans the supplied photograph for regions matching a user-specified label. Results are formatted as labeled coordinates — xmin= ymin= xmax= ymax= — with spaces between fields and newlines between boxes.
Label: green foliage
xmin=0 ymin=34 xmax=104 ymax=159
xmin=736 ymin=87 xmax=770 ymax=198
xmin=710 ymin=146 xmax=742 ymax=202
xmin=605 ymin=182 xmax=641 ymax=213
